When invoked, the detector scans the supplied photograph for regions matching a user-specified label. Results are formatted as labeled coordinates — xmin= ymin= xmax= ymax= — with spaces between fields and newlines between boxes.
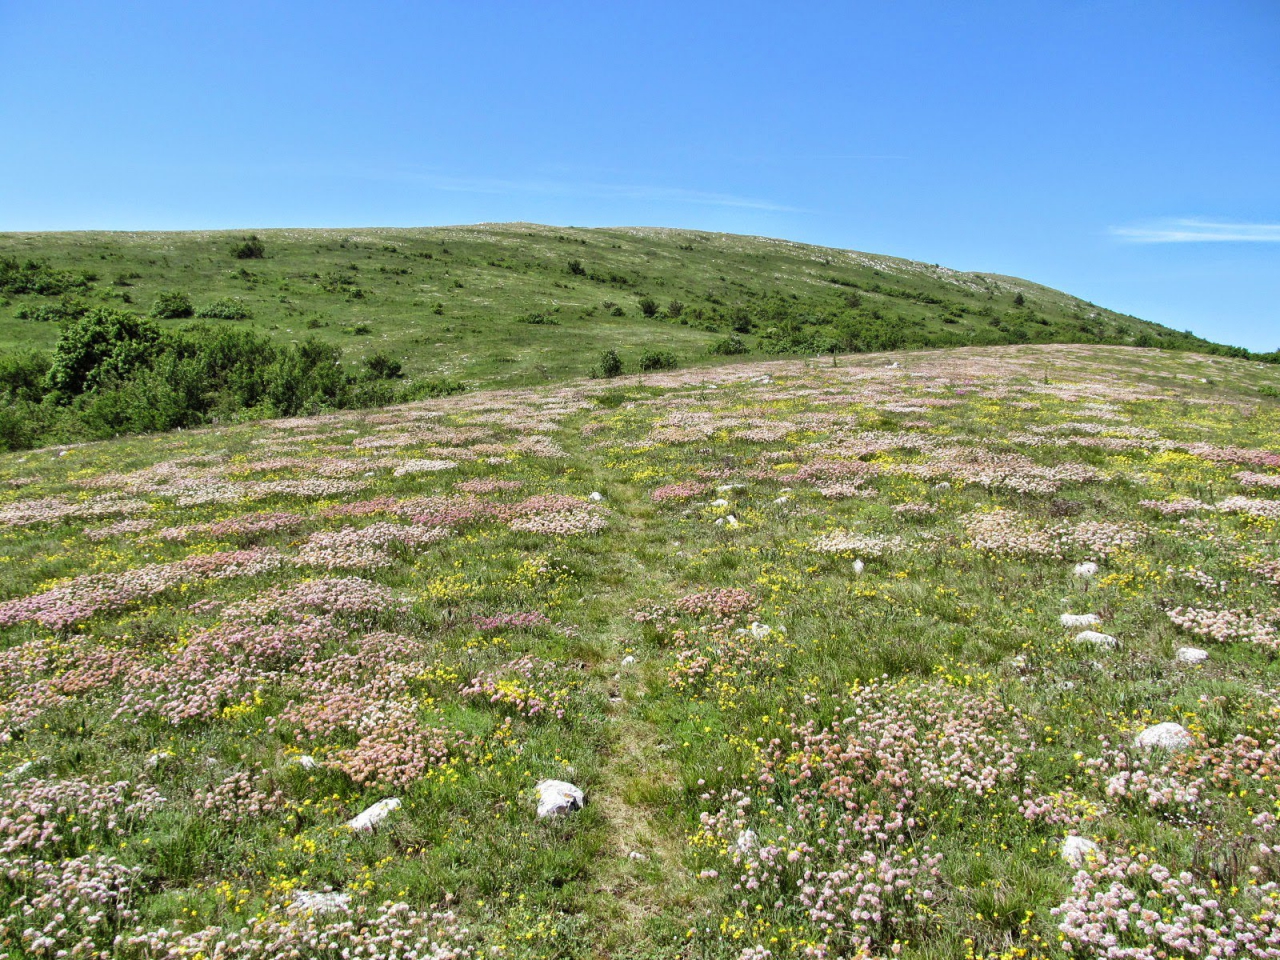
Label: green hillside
xmin=0 ymin=223 xmax=1246 ymax=383
xmin=0 ymin=224 xmax=1264 ymax=451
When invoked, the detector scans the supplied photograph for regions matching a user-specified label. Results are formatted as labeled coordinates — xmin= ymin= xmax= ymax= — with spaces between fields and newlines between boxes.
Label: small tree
xmin=1013 ymin=292 xmax=1025 ymax=306
xmin=637 ymin=296 xmax=659 ymax=318
xmin=232 ymin=235 xmax=266 ymax=260
xmin=600 ymin=348 xmax=623 ymax=378
xmin=638 ymin=350 xmax=677 ymax=371
xmin=666 ymin=299 xmax=684 ymax=319
xmin=567 ymin=259 xmax=585 ymax=276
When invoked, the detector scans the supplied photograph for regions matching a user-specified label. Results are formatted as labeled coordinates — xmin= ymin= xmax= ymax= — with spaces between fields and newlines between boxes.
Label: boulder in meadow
xmin=1061 ymin=835 xmax=1100 ymax=867
xmin=1074 ymin=562 xmax=1099 ymax=577
xmin=1060 ymin=613 xmax=1101 ymax=628
xmin=347 ymin=797 xmax=401 ymax=832
xmin=1176 ymin=646 xmax=1208 ymax=664
xmin=1133 ymin=722 xmax=1193 ymax=752
xmin=291 ymin=890 xmax=351 ymax=914
xmin=1075 ymin=630 xmax=1118 ymax=649
xmin=536 ymin=779 xmax=584 ymax=818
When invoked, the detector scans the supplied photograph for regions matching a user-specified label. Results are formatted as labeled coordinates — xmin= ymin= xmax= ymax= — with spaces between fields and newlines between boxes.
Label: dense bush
xmin=637 ymin=296 xmax=659 ymax=318
xmin=231 ymin=235 xmax=266 ymax=259
xmin=600 ymin=349 xmax=623 ymax=378
xmin=519 ymin=312 xmax=559 ymax=325
xmin=638 ymin=349 xmax=678 ymax=371
xmin=47 ymin=307 xmax=162 ymax=396
xmin=151 ymin=291 xmax=194 ymax=319
xmin=709 ymin=335 xmax=749 ymax=356
xmin=196 ymin=297 xmax=253 ymax=320
xmin=0 ymin=257 xmax=92 ymax=296
xmin=0 ymin=309 xmax=461 ymax=451
xmin=14 ymin=295 xmax=88 ymax=323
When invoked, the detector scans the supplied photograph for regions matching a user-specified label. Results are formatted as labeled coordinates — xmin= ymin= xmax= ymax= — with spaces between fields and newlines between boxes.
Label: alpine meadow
xmin=2 ymin=214 xmax=1280 ymax=960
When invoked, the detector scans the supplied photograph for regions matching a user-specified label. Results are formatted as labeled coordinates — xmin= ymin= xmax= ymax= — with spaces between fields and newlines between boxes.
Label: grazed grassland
xmin=1 ymin=344 xmax=1279 ymax=959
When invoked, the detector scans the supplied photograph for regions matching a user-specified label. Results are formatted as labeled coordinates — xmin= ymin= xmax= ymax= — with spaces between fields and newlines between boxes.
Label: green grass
xmin=0 ymin=223 xmax=1238 ymax=391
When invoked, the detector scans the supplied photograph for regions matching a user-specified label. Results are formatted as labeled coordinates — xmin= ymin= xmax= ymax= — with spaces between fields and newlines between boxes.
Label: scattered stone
xmin=294 ymin=755 xmax=318 ymax=770
xmin=852 ymin=559 xmax=865 ymax=575
xmin=628 ymin=850 xmax=648 ymax=861
xmin=717 ymin=484 xmax=746 ymax=492
xmin=1060 ymin=613 xmax=1101 ymax=628
xmin=933 ymin=481 xmax=951 ymax=491
xmin=735 ymin=829 xmax=759 ymax=854
xmin=1074 ymin=561 xmax=1099 ymax=577
xmin=588 ymin=491 xmax=604 ymax=502
xmin=1176 ymin=647 xmax=1209 ymax=664
xmin=621 ymin=655 xmax=635 ymax=666
xmin=1075 ymin=630 xmax=1118 ymax=649
xmin=710 ymin=498 xmax=730 ymax=508
xmin=290 ymin=890 xmax=351 ymax=914
xmin=1061 ymin=835 xmax=1100 ymax=866
xmin=3 ymin=760 xmax=36 ymax=781
xmin=535 ymin=779 xmax=584 ymax=818
xmin=773 ymin=496 xmax=790 ymax=505
xmin=1133 ymin=722 xmax=1193 ymax=752
xmin=347 ymin=797 xmax=401 ymax=832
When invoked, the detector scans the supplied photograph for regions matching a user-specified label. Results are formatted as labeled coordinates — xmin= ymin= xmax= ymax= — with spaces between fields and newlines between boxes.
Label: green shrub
xmin=666 ymin=299 xmax=685 ymax=319
xmin=151 ymin=292 xmax=194 ymax=319
xmin=231 ymin=235 xmax=265 ymax=259
xmin=0 ymin=350 xmax=52 ymax=402
xmin=709 ymin=335 xmax=749 ymax=356
xmin=196 ymin=297 xmax=253 ymax=320
xmin=0 ymin=257 xmax=91 ymax=296
xmin=637 ymin=296 xmax=659 ymax=318
xmin=600 ymin=349 xmax=623 ymax=378
xmin=15 ymin=295 xmax=88 ymax=323
xmin=638 ymin=350 xmax=677 ymax=371
xmin=47 ymin=307 xmax=162 ymax=396
xmin=364 ymin=352 xmax=403 ymax=380
xmin=567 ymin=259 xmax=585 ymax=276
xmin=519 ymin=312 xmax=559 ymax=325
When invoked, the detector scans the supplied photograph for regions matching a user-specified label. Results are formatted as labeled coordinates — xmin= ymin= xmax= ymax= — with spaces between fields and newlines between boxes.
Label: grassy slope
xmin=0 ymin=223 xmax=1211 ymax=388
xmin=1 ymin=345 xmax=1280 ymax=958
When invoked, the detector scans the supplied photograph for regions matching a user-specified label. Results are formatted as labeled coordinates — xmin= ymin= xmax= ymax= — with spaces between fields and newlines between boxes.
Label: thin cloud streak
xmin=1111 ymin=219 xmax=1280 ymax=243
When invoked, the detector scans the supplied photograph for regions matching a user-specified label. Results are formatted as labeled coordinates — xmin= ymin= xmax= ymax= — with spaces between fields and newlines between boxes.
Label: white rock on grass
xmin=735 ymin=829 xmax=759 ymax=855
xmin=1134 ymin=722 xmax=1193 ymax=752
xmin=852 ymin=559 xmax=865 ymax=575
xmin=710 ymin=498 xmax=730 ymax=508
xmin=1074 ymin=562 xmax=1099 ymax=578
xmin=588 ymin=492 xmax=604 ymax=502
xmin=1060 ymin=613 xmax=1101 ymax=628
xmin=347 ymin=797 xmax=401 ymax=832
xmin=536 ymin=779 xmax=585 ymax=818
xmin=290 ymin=890 xmax=351 ymax=914
xmin=293 ymin=755 xmax=318 ymax=770
xmin=1061 ymin=835 xmax=1101 ymax=867
xmin=621 ymin=655 xmax=635 ymax=667
xmin=1075 ymin=630 xmax=1118 ymax=650
xmin=1176 ymin=647 xmax=1209 ymax=664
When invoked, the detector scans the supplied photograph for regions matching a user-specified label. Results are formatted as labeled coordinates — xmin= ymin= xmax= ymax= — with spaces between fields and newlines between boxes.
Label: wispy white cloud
xmin=1111 ymin=218 xmax=1280 ymax=243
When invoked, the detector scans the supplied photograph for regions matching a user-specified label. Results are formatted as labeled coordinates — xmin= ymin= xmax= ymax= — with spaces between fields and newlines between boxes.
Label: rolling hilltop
xmin=0 ymin=223 xmax=1248 ymax=381
xmin=0 ymin=224 xmax=1264 ymax=450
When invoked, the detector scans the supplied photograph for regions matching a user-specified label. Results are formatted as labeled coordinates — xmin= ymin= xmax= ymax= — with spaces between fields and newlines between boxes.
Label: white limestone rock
xmin=1176 ymin=647 xmax=1209 ymax=664
xmin=1060 ymin=613 xmax=1101 ymax=628
xmin=710 ymin=498 xmax=730 ymax=508
xmin=293 ymin=755 xmax=318 ymax=770
xmin=1061 ymin=835 xmax=1101 ymax=867
xmin=347 ymin=797 xmax=401 ymax=832
xmin=1074 ymin=562 xmax=1099 ymax=578
xmin=290 ymin=890 xmax=351 ymax=914
xmin=1075 ymin=630 xmax=1118 ymax=650
xmin=536 ymin=779 xmax=584 ymax=818
xmin=735 ymin=829 xmax=759 ymax=855
xmin=588 ymin=491 xmax=604 ymax=502
xmin=852 ymin=559 xmax=865 ymax=575
xmin=1134 ymin=722 xmax=1193 ymax=752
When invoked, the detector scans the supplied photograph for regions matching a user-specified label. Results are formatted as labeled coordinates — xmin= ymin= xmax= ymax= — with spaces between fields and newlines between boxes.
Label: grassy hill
xmin=0 ymin=344 xmax=1279 ymax=958
xmin=0 ymin=223 xmax=1248 ymax=389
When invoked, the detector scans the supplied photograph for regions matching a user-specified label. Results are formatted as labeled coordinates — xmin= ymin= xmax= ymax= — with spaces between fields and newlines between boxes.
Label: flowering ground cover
xmin=0 ymin=343 xmax=1279 ymax=959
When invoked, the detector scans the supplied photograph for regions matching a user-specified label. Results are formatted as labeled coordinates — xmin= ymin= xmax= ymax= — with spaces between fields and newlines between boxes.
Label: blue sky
xmin=2 ymin=1 xmax=1276 ymax=350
